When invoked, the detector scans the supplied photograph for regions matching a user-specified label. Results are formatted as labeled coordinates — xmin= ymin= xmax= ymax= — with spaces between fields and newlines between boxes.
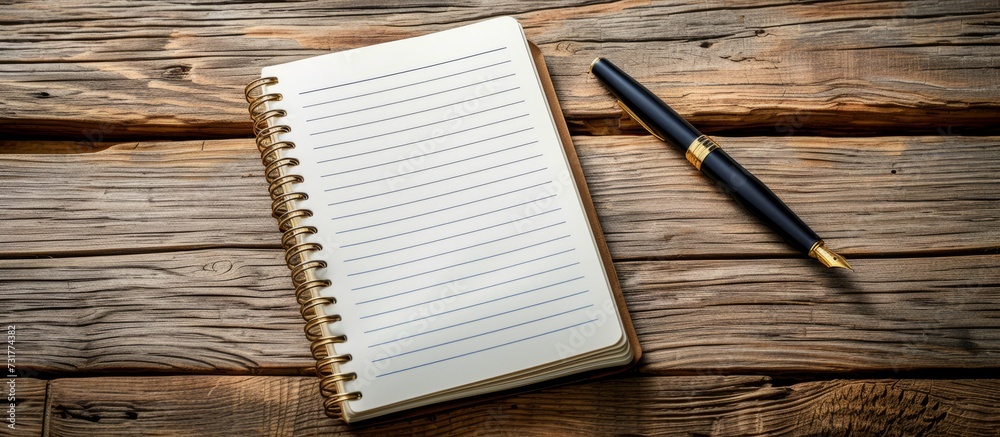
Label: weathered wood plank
xmin=0 ymin=140 xmax=278 ymax=257
xmin=0 ymin=249 xmax=312 ymax=375
xmin=45 ymin=375 xmax=1000 ymax=435
xmin=5 ymin=249 xmax=998 ymax=375
xmin=2 ymin=136 xmax=997 ymax=259
xmin=619 ymin=255 xmax=1000 ymax=375
xmin=4 ymin=378 xmax=46 ymax=437
xmin=1 ymin=1 xmax=996 ymax=139
xmin=581 ymin=135 xmax=1000 ymax=259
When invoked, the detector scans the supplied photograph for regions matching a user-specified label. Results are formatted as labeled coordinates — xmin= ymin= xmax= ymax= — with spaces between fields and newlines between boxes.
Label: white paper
xmin=261 ymin=17 xmax=624 ymax=415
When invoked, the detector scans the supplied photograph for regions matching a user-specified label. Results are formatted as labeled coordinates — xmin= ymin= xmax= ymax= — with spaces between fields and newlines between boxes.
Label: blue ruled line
xmin=344 ymin=209 xmax=561 ymax=262
xmin=376 ymin=318 xmax=598 ymax=378
xmin=356 ymin=263 xmax=580 ymax=308
xmin=324 ymin=140 xmax=537 ymax=188
xmin=316 ymin=127 xmax=532 ymax=170
xmin=308 ymin=87 xmax=519 ymax=130
xmin=367 ymin=289 xmax=590 ymax=345
xmin=325 ymin=155 xmax=541 ymax=198
xmin=348 ymin=221 xmax=566 ymax=276
xmin=363 ymin=279 xmax=585 ymax=332
xmin=354 ymin=249 xmax=576 ymax=304
xmin=311 ymin=100 xmax=525 ymax=139
xmin=372 ymin=304 xmax=592 ymax=362
xmin=316 ymin=114 xmax=529 ymax=155
xmin=300 ymin=46 xmax=507 ymax=95
xmin=305 ymin=75 xmax=516 ymax=122
xmin=303 ymin=60 xmax=511 ymax=109
xmin=361 ymin=275 xmax=584 ymax=325
xmin=331 ymin=179 xmax=547 ymax=221
xmin=351 ymin=236 xmax=570 ymax=291
xmin=336 ymin=190 xmax=554 ymax=236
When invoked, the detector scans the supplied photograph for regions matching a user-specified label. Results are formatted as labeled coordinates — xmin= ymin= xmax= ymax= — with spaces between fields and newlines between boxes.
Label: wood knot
xmin=207 ymin=260 xmax=234 ymax=274
xmin=34 ymin=91 xmax=53 ymax=98
xmin=803 ymin=382 xmax=949 ymax=435
xmin=54 ymin=405 xmax=102 ymax=422
xmin=162 ymin=65 xmax=191 ymax=79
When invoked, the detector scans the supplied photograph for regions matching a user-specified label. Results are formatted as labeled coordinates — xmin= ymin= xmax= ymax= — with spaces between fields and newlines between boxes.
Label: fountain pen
xmin=590 ymin=57 xmax=851 ymax=269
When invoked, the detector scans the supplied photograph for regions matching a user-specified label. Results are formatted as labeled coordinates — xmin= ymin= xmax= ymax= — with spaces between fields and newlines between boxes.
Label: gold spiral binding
xmin=245 ymin=77 xmax=360 ymax=419
xmin=264 ymin=157 xmax=300 ymax=182
xmin=260 ymin=140 xmax=295 ymax=166
xmin=283 ymin=227 xmax=318 ymax=249
xmin=277 ymin=209 xmax=313 ymax=233
xmin=295 ymin=279 xmax=333 ymax=303
xmin=268 ymin=175 xmax=304 ymax=199
xmin=272 ymin=192 xmax=308 ymax=218
xmin=285 ymin=243 xmax=322 ymax=269
xmin=253 ymin=109 xmax=287 ymax=133
xmin=310 ymin=336 xmax=347 ymax=359
xmin=256 ymin=125 xmax=291 ymax=146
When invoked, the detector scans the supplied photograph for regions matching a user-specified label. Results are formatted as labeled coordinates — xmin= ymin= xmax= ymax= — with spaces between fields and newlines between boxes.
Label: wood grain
xmin=1 ymin=0 xmax=997 ymax=140
xmin=2 ymin=136 xmax=997 ymax=259
xmin=619 ymin=255 xmax=1000 ymax=375
xmin=5 ymin=378 xmax=46 ymax=437
xmin=0 ymin=140 xmax=278 ymax=257
xmin=0 ymin=249 xmax=313 ymax=375
xmin=45 ymin=375 xmax=1000 ymax=435
xmin=4 ymin=248 xmax=998 ymax=375
xmin=580 ymin=135 xmax=1000 ymax=259
xmin=3 ymin=2 xmax=998 ymax=434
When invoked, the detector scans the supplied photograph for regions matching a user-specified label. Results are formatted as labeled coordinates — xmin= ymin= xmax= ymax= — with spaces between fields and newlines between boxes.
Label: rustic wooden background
xmin=2 ymin=1 xmax=999 ymax=435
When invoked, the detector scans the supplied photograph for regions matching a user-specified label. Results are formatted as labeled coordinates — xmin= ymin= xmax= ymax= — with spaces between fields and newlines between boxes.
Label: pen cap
xmin=590 ymin=58 xmax=700 ymax=151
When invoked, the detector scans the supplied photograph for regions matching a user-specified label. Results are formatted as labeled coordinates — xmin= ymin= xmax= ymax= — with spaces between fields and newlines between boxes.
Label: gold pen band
xmin=685 ymin=135 xmax=720 ymax=171
xmin=590 ymin=57 xmax=602 ymax=74
xmin=611 ymin=94 xmax=718 ymax=172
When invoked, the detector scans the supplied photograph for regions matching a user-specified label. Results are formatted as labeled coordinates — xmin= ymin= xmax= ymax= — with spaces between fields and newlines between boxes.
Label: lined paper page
xmin=262 ymin=17 xmax=624 ymax=413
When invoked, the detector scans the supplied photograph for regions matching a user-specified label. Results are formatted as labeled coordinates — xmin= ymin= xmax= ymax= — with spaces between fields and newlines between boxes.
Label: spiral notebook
xmin=244 ymin=17 xmax=640 ymax=423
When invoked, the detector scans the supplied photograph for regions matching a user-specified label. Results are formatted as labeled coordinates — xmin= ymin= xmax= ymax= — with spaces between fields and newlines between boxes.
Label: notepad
xmin=245 ymin=17 xmax=640 ymax=423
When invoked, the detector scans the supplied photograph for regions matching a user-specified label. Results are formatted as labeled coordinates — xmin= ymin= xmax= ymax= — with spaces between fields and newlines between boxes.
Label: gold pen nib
xmin=809 ymin=240 xmax=853 ymax=270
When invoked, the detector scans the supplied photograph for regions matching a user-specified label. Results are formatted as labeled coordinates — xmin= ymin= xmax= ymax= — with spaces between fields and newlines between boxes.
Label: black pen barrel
xmin=590 ymin=57 xmax=850 ymax=268
xmin=590 ymin=58 xmax=699 ymax=152
xmin=698 ymin=149 xmax=820 ymax=253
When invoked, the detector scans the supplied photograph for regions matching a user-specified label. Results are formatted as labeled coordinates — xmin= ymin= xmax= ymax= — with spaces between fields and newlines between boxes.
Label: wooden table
xmin=3 ymin=1 xmax=999 ymax=435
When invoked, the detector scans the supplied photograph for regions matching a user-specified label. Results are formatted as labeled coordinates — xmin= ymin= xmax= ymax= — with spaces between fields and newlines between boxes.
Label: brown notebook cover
xmin=244 ymin=27 xmax=640 ymax=424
